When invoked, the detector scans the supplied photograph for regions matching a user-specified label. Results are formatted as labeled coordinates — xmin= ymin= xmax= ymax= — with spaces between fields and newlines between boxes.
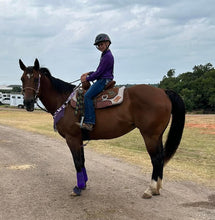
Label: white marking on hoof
xmin=157 ymin=177 xmax=162 ymax=193
xmin=143 ymin=179 xmax=162 ymax=199
xmin=142 ymin=187 xmax=152 ymax=199
xmin=150 ymin=179 xmax=160 ymax=195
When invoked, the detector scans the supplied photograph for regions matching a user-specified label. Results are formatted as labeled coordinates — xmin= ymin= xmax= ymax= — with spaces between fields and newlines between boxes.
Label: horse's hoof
xmin=142 ymin=192 xmax=152 ymax=199
xmin=71 ymin=186 xmax=82 ymax=196
xmin=152 ymin=191 xmax=160 ymax=196
xmin=142 ymin=187 xmax=152 ymax=199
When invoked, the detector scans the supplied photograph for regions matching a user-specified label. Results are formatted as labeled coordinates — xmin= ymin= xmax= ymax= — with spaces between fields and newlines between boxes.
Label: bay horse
xmin=19 ymin=58 xmax=185 ymax=198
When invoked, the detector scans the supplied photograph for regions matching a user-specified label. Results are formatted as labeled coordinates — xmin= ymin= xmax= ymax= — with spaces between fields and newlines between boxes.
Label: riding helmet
xmin=94 ymin=33 xmax=111 ymax=45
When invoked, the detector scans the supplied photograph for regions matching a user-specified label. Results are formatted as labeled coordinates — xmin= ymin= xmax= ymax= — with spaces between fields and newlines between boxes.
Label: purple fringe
xmin=53 ymin=90 xmax=76 ymax=131
xmin=53 ymin=108 xmax=65 ymax=131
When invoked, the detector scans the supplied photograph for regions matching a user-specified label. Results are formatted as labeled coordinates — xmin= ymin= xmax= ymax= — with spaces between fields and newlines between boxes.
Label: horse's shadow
xmin=182 ymin=194 xmax=215 ymax=210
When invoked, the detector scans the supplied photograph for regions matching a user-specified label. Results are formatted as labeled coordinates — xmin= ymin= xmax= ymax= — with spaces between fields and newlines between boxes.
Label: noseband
xmin=22 ymin=74 xmax=41 ymax=98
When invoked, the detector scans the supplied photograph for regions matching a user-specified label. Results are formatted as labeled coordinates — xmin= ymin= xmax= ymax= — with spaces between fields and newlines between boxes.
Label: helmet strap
xmin=104 ymin=41 xmax=110 ymax=50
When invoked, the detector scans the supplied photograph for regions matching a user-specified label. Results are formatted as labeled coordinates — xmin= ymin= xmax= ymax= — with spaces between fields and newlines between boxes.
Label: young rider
xmin=76 ymin=33 xmax=114 ymax=131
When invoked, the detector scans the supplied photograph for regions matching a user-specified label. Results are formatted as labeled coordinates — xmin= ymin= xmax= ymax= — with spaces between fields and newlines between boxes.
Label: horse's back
xmin=127 ymin=84 xmax=170 ymax=108
xmin=127 ymin=84 xmax=172 ymax=132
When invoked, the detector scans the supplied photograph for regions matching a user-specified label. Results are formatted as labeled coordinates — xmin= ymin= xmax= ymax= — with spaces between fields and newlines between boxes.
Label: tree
xmin=167 ymin=69 xmax=175 ymax=78
xmin=180 ymin=88 xmax=195 ymax=111
xmin=12 ymin=86 xmax=22 ymax=93
xmin=193 ymin=63 xmax=214 ymax=77
xmin=158 ymin=63 xmax=215 ymax=112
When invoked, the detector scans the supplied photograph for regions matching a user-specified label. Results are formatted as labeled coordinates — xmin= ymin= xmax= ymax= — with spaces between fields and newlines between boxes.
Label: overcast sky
xmin=1 ymin=0 xmax=215 ymax=85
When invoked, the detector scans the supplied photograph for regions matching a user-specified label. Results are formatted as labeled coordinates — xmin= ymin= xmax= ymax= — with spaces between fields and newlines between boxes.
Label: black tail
xmin=164 ymin=90 xmax=185 ymax=165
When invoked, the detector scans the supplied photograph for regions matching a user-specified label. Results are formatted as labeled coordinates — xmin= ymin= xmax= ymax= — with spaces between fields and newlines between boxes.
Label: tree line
xmin=158 ymin=63 xmax=215 ymax=112
xmin=2 ymin=63 xmax=215 ymax=112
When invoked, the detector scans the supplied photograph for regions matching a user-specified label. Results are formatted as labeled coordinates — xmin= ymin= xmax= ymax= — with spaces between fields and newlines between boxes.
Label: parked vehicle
xmin=10 ymin=94 xmax=24 ymax=108
xmin=1 ymin=97 xmax=11 ymax=105
xmin=0 ymin=92 xmax=24 ymax=108
xmin=0 ymin=92 xmax=45 ymax=110
xmin=0 ymin=92 xmax=10 ymax=105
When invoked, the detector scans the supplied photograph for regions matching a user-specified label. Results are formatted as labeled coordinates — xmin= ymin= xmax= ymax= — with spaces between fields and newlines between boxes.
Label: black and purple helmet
xmin=94 ymin=33 xmax=111 ymax=45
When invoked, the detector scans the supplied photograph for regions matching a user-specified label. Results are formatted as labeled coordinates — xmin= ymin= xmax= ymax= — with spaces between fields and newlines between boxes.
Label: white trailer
xmin=0 ymin=92 xmax=45 ymax=110
xmin=0 ymin=92 xmax=11 ymax=105
xmin=10 ymin=94 xmax=24 ymax=108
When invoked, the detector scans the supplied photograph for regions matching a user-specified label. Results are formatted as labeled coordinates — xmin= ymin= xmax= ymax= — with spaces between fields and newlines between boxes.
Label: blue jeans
xmin=84 ymin=79 xmax=111 ymax=124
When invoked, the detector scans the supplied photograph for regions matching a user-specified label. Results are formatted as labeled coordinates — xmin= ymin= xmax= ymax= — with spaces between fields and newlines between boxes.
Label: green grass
xmin=0 ymin=109 xmax=59 ymax=138
xmin=0 ymin=108 xmax=214 ymax=187
xmin=89 ymin=124 xmax=215 ymax=186
xmin=167 ymin=127 xmax=215 ymax=183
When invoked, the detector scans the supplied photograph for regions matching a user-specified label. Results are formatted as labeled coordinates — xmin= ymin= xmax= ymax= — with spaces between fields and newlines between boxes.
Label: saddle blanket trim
xmin=71 ymin=86 xmax=126 ymax=109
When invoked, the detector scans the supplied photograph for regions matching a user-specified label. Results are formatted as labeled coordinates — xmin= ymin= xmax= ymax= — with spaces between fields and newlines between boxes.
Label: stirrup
xmin=81 ymin=123 xmax=93 ymax=131
xmin=75 ymin=121 xmax=93 ymax=131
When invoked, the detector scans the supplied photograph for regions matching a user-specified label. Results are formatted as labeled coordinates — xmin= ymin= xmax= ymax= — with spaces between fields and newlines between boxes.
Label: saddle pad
xmin=70 ymin=86 xmax=125 ymax=109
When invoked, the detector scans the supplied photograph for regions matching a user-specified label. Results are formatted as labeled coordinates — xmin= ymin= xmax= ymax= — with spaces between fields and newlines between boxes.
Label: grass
xmin=0 ymin=108 xmax=59 ymax=139
xmin=0 ymin=108 xmax=214 ymax=187
xmin=89 ymin=118 xmax=215 ymax=187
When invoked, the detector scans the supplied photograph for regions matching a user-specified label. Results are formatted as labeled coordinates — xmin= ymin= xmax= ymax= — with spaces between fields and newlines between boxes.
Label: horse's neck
xmin=39 ymin=78 xmax=69 ymax=115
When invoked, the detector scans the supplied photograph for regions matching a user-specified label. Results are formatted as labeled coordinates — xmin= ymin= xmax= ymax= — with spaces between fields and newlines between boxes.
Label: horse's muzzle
xmin=24 ymin=99 xmax=35 ymax=112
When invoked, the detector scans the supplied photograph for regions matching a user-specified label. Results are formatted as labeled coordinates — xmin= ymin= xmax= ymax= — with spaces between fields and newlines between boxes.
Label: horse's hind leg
xmin=142 ymin=134 xmax=164 ymax=198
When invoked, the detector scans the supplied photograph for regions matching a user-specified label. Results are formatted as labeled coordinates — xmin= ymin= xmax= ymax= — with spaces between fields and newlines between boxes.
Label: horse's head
xmin=19 ymin=59 xmax=40 ymax=112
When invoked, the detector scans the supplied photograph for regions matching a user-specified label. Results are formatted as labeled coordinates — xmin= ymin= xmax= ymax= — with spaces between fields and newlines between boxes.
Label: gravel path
xmin=0 ymin=124 xmax=214 ymax=220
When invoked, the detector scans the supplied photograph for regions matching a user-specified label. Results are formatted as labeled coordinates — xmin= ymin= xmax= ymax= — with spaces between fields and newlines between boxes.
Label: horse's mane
xmin=39 ymin=67 xmax=76 ymax=94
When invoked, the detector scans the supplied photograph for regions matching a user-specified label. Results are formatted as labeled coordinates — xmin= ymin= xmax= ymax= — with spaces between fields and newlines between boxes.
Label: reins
xmin=23 ymin=75 xmax=82 ymax=114
xmin=36 ymin=82 xmax=82 ymax=114
xmin=35 ymin=98 xmax=49 ymax=113
xmin=70 ymin=79 xmax=81 ymax=84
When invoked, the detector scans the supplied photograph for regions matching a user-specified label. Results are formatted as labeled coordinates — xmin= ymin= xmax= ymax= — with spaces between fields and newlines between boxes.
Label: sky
xmin=0 ymin=0 xmax=215 ymax=86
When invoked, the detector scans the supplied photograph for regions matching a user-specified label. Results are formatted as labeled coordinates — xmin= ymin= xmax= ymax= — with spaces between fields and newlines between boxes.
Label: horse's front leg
xmin=66 ymin=136 xmax=88 ymax=196
xmin=81 ymin=145 xmax=88 ymax=183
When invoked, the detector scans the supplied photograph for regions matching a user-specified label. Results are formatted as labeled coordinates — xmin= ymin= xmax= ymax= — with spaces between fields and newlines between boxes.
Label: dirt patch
xmin=185 ymin=115 xmax=215 ymax=134
xmin=0 ymin=124 xmax=215 ymax=220
xmin=186 ymin=123 xmax=215 ymax=134
xmin=182 ymin=194 xmax=215 ymax=210
xmin=6 ymin=164 xmax=36 ymax=170
xmin=186 ymin=124 xmax=215 ymax=129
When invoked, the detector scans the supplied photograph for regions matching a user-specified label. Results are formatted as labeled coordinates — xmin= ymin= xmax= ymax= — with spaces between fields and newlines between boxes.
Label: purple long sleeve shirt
xmin=86 ymin=49 xmax=114 ymax=82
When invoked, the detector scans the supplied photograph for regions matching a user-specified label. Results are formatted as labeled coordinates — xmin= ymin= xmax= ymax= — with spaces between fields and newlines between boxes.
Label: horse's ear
xmin=19 ymin=59 xmax=26 ymax=71
xmin=34 ymin=58 xmax=40 ymax=71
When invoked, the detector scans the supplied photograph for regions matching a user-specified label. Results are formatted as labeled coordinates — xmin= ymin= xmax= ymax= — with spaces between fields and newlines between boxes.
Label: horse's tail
xmin=164 ymin=90 xmax=185 ymax=165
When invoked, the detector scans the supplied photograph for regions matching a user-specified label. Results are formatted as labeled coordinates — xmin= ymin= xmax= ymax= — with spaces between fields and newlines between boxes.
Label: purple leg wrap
xmin=82 ymin=167 xmax=88 ymax=182
xmin=77 ymin=171 xmax=85 ymax=189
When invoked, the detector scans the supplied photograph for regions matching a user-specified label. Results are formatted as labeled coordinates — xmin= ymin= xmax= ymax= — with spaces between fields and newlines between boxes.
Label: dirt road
xmin=0 ymin=124 xmax=214 ymax=220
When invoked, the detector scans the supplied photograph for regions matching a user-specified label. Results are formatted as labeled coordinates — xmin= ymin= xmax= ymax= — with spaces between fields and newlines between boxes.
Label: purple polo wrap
xmin=82 ymin=167 xmax=88 ymax=182
xmin=77 ymin=171 xmax=85 ymax=189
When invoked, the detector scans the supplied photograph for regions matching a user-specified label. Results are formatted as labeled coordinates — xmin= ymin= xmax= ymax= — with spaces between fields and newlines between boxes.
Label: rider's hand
xmin=82 ymin=72 xmax=89 ymax=77
xmin=81 ymin=73 xmax=89 ymax=82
